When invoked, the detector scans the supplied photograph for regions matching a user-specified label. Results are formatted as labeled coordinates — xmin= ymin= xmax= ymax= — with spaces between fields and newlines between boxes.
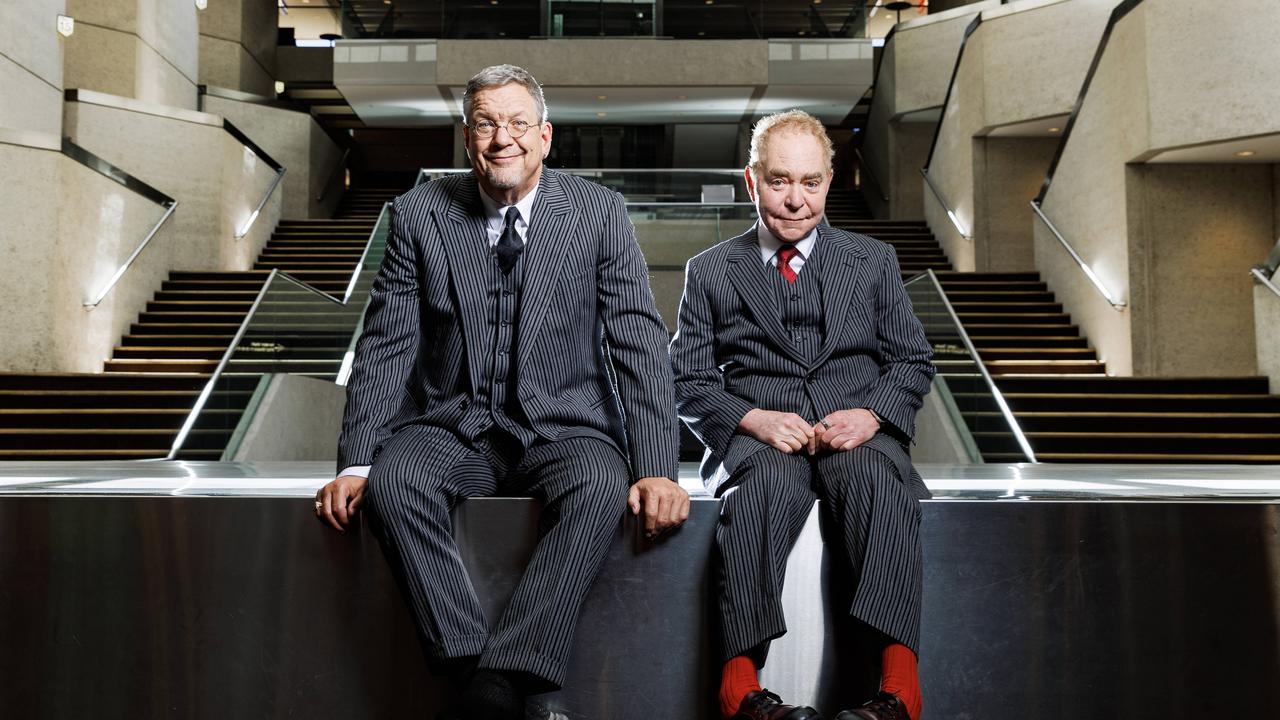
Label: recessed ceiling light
xmin=1048 ymin=127 xmax=1061 ymax=133
xmin=1236 ymin=150 xmax=1257 ymax=157
xmin=597 ymin=112 xmax=607 ymax=118
xmin=705 ymin=0 xmax=714 ymax=4
xmin=697 ymin=30 xmax=706 ymax=36
xmin=597 ymin=95 xmax=607 ymax=101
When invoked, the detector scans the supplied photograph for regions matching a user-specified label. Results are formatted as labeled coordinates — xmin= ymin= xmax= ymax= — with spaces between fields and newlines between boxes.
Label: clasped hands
xmin=315 ymin=473 xmax=689 ymax=540
xmin=738 ymin=407 xmax=881 ymax=455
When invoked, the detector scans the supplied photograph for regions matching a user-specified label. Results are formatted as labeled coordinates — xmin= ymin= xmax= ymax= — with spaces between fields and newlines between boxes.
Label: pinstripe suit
xmin=669 ymin=223 xmax=934 ymax=662
xmin=338 ymin=168 xmax=679 ymax=688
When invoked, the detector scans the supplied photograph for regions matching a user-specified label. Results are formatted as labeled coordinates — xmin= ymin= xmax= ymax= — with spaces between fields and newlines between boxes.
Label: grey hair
xmin=462 ymin=64 xmax=549 ymax=124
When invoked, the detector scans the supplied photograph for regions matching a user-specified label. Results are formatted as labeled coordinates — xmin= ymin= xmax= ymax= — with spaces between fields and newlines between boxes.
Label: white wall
xmin=63 ymin=0 xmax=199 ymax=110
xmin=0 ymin=0 xmax=67 ymax=135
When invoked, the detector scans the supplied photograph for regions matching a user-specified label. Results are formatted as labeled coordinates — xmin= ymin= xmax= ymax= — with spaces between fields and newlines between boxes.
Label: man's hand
xmin=315 ymin=474 xmax=369 ymax=534
xmin=627 ymin=476 xmax=690 ymax=539
xmin=738 ymin=408 xmax=817 ymax=454
xmin=814 ymin=408 xmax=881 ymax=452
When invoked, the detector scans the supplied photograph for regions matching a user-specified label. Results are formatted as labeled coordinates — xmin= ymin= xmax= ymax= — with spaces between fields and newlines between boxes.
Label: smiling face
xmin=463 ymin=82 xmax=553 ymax=205
xmin=745 ymin=129 xmax=832 ymax=244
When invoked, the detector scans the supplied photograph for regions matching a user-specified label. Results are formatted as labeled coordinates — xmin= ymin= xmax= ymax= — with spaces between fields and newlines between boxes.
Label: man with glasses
xmin=315 ymin=64 xmax=688 ymax=720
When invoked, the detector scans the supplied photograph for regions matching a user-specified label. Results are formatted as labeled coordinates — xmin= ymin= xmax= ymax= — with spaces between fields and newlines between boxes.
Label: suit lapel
xmin=435 ymin=175 xmax=492 ymax=396
xmin=517 ymin=169 xmax=579 ymax=369
xmin=813 ymin=226 xmax=867 ymax=366
xmin=727 ymin=226 xmax=809 ymax=366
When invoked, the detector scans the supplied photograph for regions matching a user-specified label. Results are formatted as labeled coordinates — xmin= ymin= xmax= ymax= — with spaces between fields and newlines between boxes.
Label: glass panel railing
xmin=164 ymin=203 xmax=392 ymax=459
xmin=416 ymin=168 xmax=747 ymax=203
xmin=339 ymin=0 xmax=875 ymax=39
xmin=904 ymin=270 xmax=1036 ymax=463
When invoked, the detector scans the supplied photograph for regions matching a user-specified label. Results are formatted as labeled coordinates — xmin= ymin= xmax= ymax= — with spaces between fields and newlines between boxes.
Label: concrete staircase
xmin=830 ymin=188 xmax=1280 ymax=464
xmin=0 ymin=186 xmax=402 ymax=461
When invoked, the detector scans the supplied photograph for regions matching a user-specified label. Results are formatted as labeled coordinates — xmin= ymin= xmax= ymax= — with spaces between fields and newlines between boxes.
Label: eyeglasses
xmin=469 ymin=119 xmax=539 ymax=138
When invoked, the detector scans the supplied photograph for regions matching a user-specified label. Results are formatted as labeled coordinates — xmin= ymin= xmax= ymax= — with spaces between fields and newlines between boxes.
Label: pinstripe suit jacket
xmin=669 ymin=223 xmax=935 ymax=496
xmin=338 ymin=169 xmax=680 ymax=482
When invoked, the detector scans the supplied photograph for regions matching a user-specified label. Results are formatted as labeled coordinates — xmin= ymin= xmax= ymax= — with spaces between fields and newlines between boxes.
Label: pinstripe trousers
xmin=716 ymin=442 xmax=924 ymax=665
xmin=363 ymin=424 xmax=629 ymax=689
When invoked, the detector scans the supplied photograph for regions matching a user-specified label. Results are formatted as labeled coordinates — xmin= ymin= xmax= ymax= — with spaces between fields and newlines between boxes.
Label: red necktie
xmin=777 ymin=245 xmax=799 ymax=284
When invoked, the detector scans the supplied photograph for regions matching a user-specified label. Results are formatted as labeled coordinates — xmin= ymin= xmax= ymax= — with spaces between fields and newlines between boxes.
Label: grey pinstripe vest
xmin=770 ymin=251 xmax=824 ymax=421
xmin=459 ymin=249 xmax=537 ymax=447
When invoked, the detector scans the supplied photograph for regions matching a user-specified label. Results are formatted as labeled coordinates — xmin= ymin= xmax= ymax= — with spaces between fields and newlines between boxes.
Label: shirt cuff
xmin=339 ymin=465 xmax=371 ymax=479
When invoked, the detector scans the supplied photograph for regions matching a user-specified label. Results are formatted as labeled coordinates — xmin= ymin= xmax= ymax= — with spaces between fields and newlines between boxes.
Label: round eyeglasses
xmin=469 ymin=119 xmax=538 ymax=138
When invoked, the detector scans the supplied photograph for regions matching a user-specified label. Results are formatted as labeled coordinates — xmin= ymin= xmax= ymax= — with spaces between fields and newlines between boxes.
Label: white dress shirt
xmin=757 ymin=222 xmax=818 ymax=276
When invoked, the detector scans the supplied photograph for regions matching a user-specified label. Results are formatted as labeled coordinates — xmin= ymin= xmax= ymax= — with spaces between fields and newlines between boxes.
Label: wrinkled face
xmin=463 ymin=82 xmax=552 ymax=200
xmin=745 ymin=130 xmax=832 ymax=244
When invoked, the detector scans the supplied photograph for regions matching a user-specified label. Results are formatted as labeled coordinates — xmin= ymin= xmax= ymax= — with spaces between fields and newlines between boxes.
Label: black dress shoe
xmin=732 ymin=689 xmax=823 ymax=720
xmin=834 ymin=692 xmax=909 ymax=720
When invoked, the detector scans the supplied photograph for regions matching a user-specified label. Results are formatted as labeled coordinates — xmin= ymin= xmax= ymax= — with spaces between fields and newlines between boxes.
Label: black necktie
xmin=495 ymin=207 xmax=523 ymax=273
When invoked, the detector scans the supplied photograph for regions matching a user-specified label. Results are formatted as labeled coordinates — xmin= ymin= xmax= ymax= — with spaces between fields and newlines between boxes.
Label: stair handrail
xmin=224 ymin=121 xmax=287 ymax=239
xmin=905 ymin=269 xmax=1037 ymax=463
xmin=853 ymin=146 xmax=889 ymax=203
xmin=315 ymin=147 xmax=351 ymax=202
xmin=164 ymin=269 xmax=351 ymax=460
xmin=342 ymin=201 xmax=391 ymax=304
xmin=1029 ymin=199 xmax=1126 ymax=310
xmin=919 ymin=167 xmax=971 ymax=240
xmin=1253 ymin=235 xmax=1280 ymax=299
xmin=165 ymin=200 xmax=394 ymax=458
xmin=64 ymin=137 xmax=181 ymax=308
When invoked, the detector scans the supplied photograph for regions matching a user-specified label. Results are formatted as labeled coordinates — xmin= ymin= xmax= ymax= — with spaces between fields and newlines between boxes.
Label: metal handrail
xmin=166 ymin=202 xmax=393 ymax=457
xmin=315 ymin=148 xmax=350 ymax=202
xmin=165 ymin=269 xmax=280 ymax=459
xmin=60 ymin=137 xmax=181 ymax=309
xmin=905 ymin=269 xmax=1037 ymax=463
xmin=235 ymin=167 xmax=287 ymax=239
xmin=341 ymin=202 xmax=390 ymax=304
xmin=84 ymin=203 xmax=177 ymax=308
xmin=1257 ymin=235 xmax=1280 ymax=279
xmin=853 ymin=147 xmax=889 ymax=203
xmin=920 ymin=167 xmax=971 ymax=240
xmin=1252 ymin=267 xmax=1280 ymax=300
xmin=1029 ymin=200 xmax=1126 ymax=310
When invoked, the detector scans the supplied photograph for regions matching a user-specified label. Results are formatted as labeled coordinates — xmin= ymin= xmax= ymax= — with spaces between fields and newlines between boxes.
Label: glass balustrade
xmin=904 ymin=270 xmax=1036 ymax=463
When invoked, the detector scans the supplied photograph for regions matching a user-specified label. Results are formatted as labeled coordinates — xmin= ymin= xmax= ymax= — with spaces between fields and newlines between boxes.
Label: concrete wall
xmin=862 ymin=2 xmax=995 ymax=219
xmin=1126 ymin=164 xmax=1273 ymax=377
xmin=972 ymin=136 xmax=1059 ymax=271
xmin=198 ymin=0 xmax=278 ymax=97
xmin=228 ymin=375 xmax=346 ymax=462
xmin=0 ymin=136 xmax=179 ymax=373
xmin=63 ymin=0 xmax=199 ymax=110
xmin=1256 ymin=283 xmax=1280 ymax=394
xmin=0 ymin=91 xmax=287 ymax=372
xmin=1038 ymin=0 xmax=1280 ymax=376
xmin=203 ymin=94 xmax=343 ymax=219
xmin=0 ymin=0 xmax=66 ymax=135
xmin=64 ymin=93 xmax=280 ymax=275
xmin=926 ymin=0 xmax=1114 ymax=272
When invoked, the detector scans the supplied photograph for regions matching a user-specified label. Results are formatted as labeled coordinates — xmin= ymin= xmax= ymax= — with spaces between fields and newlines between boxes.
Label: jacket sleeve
xmin=336 ymin=200 xmax=421 ymax=472
xmin=862 ymin=246 xmax=935 ymax=441
xmin=597 ymin=191 xmax=680 ymax=481
xmin=669 ymin=259 xmax=755 ymax=460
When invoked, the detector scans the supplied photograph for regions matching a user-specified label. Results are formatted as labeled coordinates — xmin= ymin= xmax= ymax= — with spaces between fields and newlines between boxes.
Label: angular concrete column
xmin=63 ymin=0 xmax=199 ymax=110
xmin=1036 ymin=0 xmax=1280 ymax=376
xmin=0 ymin=0 xmax=67 ymax=135
xmin=862 ymin=2 xmax=996 ymax=219
xmin=199 ymin=0 xmax=278 ymax=97
xmin=924 ymin=0 xmax=1113 ymax=272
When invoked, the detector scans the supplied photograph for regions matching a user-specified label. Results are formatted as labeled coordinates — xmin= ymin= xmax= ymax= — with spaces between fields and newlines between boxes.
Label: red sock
xmin=881 ymin=643 xmax=922 ymax=720
xmin=719 ymin=655 xmax=762 ymax=718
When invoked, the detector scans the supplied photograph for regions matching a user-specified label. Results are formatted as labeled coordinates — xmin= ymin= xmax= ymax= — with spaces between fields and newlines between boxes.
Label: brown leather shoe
xmin=834 ymin=692 xmax=910 ymax=720
xmin=732 ymin=689 xmax=823 ymax=720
